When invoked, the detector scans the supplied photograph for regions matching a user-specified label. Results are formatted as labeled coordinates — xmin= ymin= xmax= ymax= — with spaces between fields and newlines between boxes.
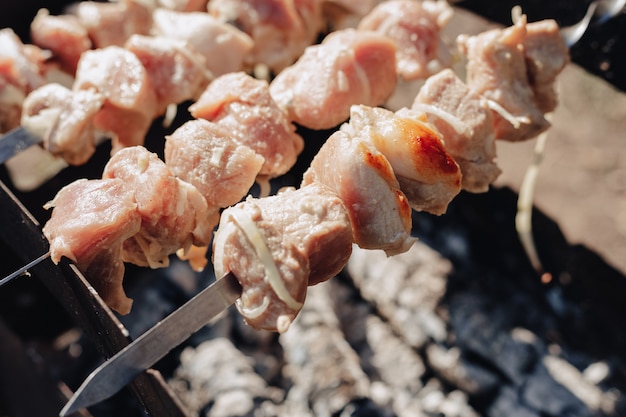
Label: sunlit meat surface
xmin=156 ymin=0 xmax=209 ymax=12
xmin=30 ymin=9 xmax=91 ymax=74
xmin=21 ymin=83 xmax=105 ymax=165
xmin=213 ymin=183 xmax=353 ymax=332
xmin=345 ymin=105 xmax=461 ymax=215
xmin=102 ymin=147 xmax=216 ymax=269
xmin=357 ymin=0 xmax=453 ymax=80
xmin=458 ymin=17 xmax=550 ymax=142
xmin=189 ymin=72 xmax=304 ymax=178
xmin=73 ymin=46 xmax=158 ymax=152
xmin=522 ymin=19 xmax=570 ymax=113
xmin=151 ymin=9 xmax=254 ymax=78
xmin=164 ymin=119 xmax=264 ymax=209
xmin=72 ymin=0 xmax=153 ymax=49
xmin=321 ymin=0 xmax=382 ymax=30
xmin=270 ymin=28 xmax=397 ymax=130
xmin=0 ymin=28 xmax=47 ymax=132
xmin=302 ymin=128 xmax=414 ymax=255
xmin=413 ymin=69 xmax=501 ymax=193
xmin=125 ymin=34 xmax=213 ymax=114
xmin=208 ymin=0 xmax=324 ymax=73
xmin=42 ymin=178 xmax=141 ymax=314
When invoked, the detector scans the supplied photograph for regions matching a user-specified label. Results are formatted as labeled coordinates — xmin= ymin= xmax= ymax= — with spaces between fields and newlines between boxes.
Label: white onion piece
xmin=410 ymin=103 xmax=470 ymax=136
xmin=485 ymin=99 xmax=530 ymax=130
xmin=229 ymin=208 xmax=303 ymax=311
xmin=236 ymin=295 xmax=270 ymax=319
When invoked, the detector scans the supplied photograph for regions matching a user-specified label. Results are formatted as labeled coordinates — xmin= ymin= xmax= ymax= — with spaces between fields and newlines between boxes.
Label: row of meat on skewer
xmin=1 ymin=0 xmax=570 ymax=332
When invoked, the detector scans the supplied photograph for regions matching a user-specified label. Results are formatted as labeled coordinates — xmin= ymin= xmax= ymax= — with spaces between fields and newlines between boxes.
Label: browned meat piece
xmin=413 ymin=69 xmax=501 ymax=193
xmin=43 ymin=178 xmax=142 ymax=314
xmin=30 ymin=9 xmax=91 ymax=74
xmin=522 ymin=19 xmax=570 ymax=113
xmin=73 ymin=0 xmax=152 ymax=48
xmin=458 ymin=16 xmax=549 ymax=142
xmin=156 ymin=0 xmax=209 ymax=11
xmin=21 ymin=83 xmax=105 ymax=165
xmin=189 ymin=72 xmax=304 ymax=178
xmin=213 ymin=182 xmax=353 ymax=332
xmin=358 ymin=0 xmax=453 ymax=80
xmin=208 ymin=0 xmax=324 ymax=72
xmin=302 ymin=128 xmax=414 ymax=255
xmin=102 ymin=146 xmax=217 ymax=269
xmin=73 ymin=46 xmax=158 ymax=152
xmin=151 ymin=9 xmax=253 ymax=78
xmin=164 ymin=119 xmax=264 ymax=209
xmin=125 ymin=34 xmax=213 ymax=114
xmin=345 ymin=105 xmax=461 ymax=215
xmin=270 ymin=28 xmax=397 ymax=130
xmin=0 ymin=28 xmax=47 ymax=132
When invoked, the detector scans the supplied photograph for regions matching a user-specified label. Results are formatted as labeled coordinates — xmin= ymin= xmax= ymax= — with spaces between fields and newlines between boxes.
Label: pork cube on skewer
xmin=73 ymin=46 xmax=158 ymax=153
xmin=357 ymin=0 xmax=453 ymax=81
xmin=345 ymin=105 xmax=461 ymax=215
xmin=189 ymin=72 xmax=304 ymax=179
xmin=72 ymin=0 xmax=153 ymax=49
xmin=30 ymin=9 xmax=92 ymax=75
xmin=213 ymin=183 xmax=353 ymax=332
xmin=125 ymin=34 xmax=213 ymax=115
xmin=0 ymin=28 xmax=47 ymax=132
xmin=522 ymin=19 xmax=570 ymax=113
xmin=269 ymin=28 xmax=397 ymax=130
xmin=156 ymin=0 xmax=209 ymax=12
xmin=413 ymin=69 xmax=501 ymax=193
xmin=43 ymin=178 xmax=142 ymax=314
xmin=208 ymin=0 xmax=324 ymax=73
xmin=102 ymin=146 xmax=217 ymax=270
xmin=151 ymin=9 xmax=254 ymax=78
xmin=164 ymin=119 xmax=264 ymax=209
xmin=321 ymin=0 xmax=383 ymax=30
xmin=302 ymin=128 xmax=414 ymax=256
xmin=21 ymin=83 xmax=105 ymax=165
xmin=458 ymin=16 xmax=549 ymax=142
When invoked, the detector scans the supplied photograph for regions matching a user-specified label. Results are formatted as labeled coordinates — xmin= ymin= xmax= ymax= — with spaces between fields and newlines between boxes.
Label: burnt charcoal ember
xmin=448 ymin=294 xmax=541 ymax=386
xmin=169 ymin=337 xmax=284 ymax=417
xmin=346 ymin=243 xmax=451 ymax=349
xmin=279 ymin=284 xmax=379 ymax=417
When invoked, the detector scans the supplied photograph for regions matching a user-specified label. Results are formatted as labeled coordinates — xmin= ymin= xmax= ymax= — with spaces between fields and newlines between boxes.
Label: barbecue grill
xmin=1 ymin=1 xmax=626 ymax=417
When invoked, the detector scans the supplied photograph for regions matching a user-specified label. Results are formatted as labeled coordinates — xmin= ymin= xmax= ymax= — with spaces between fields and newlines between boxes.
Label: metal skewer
xmin=0 ymin=251 xmax=50 ymax=288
